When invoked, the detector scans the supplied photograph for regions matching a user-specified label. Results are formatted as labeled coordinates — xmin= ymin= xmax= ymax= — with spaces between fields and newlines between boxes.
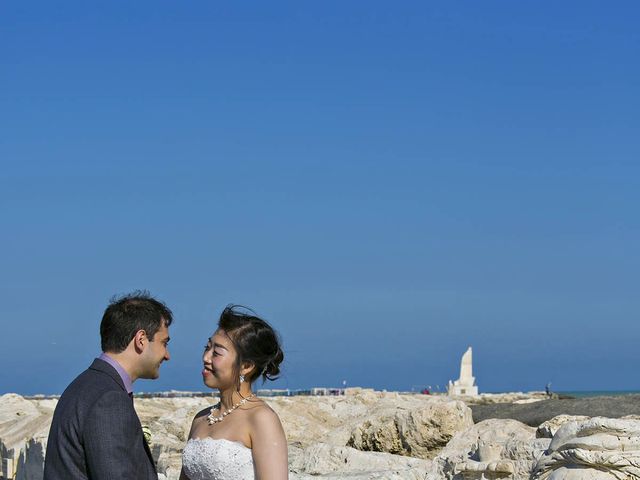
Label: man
xmin=44 ymin=291 xmax=172 ymax=480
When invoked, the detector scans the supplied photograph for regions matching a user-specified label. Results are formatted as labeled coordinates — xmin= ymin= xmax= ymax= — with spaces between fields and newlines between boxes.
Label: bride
xmin=180 ymin=305 xmax=288 ymax=480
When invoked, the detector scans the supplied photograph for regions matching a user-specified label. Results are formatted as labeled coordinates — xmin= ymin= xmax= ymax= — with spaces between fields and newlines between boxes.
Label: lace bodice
xmin=182 ymin=437 xmax=255 ymax=480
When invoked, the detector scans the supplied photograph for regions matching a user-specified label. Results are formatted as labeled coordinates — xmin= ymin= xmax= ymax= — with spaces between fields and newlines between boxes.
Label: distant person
xmin=44 ymin=291 xmax=173 ymax=480
xmin=180 ymin=305 xmax=287 ymax=480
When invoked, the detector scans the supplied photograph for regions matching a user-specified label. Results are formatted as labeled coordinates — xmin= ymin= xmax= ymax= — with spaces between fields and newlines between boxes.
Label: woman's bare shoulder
xmin=245 ymin=399 xmax=282 ymax=427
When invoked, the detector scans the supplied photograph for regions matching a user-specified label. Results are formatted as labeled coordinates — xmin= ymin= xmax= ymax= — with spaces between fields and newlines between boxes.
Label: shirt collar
xmin=98 ymin=353 xmax=134 ymax=394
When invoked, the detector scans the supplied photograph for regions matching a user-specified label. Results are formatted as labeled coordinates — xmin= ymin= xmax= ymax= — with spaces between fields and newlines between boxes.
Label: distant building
xmin=310 ymin=387 xmax=345 ymax=396
xmin=256 ymin=389 xmax=291 ymax=397
xmin=447 ymin=347 xmax=479 ymax=396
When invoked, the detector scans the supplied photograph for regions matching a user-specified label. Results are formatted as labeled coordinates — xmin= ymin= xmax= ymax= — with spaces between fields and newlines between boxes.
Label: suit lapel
xmin=89 ymin=358 xmax=157 ymax=474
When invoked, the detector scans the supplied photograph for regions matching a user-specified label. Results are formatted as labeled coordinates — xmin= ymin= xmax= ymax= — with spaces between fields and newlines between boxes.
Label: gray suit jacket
xmin=44 ymin=358 xmax=157 ymax=480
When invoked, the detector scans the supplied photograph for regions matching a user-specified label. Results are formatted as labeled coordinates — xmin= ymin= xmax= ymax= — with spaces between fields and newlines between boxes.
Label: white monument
xmin=447 ymin=347 xmax=479 ymax=396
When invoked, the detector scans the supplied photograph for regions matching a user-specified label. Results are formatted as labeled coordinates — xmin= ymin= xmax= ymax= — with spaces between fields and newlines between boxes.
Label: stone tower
xmin=447 ymin=347 xmax=479 ymax=396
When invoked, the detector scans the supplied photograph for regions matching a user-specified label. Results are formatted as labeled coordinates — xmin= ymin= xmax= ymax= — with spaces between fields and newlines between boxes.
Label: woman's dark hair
xmin=100 ymin=290 xmax=173 ymax=353
xmin=218 ymin=305 xmax=284 ymax=386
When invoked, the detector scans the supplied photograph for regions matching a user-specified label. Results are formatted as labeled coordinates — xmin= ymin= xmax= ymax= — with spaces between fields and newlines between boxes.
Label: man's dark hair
xmin=100 ymin=290 xmax=173 ymax=353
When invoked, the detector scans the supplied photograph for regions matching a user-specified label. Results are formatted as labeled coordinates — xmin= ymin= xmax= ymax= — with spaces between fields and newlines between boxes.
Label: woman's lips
xmin=202 ymin=368 xmax=214 ymax=376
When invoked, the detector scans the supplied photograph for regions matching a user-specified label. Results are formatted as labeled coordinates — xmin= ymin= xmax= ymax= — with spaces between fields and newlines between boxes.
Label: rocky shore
xmin=471 ymin=393 xmax=640 ymax=426
xmin=2 ymin=390 xmax=640 ymax=479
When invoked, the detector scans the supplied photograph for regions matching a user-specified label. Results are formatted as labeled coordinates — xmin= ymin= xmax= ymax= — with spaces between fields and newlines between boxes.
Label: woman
xmin=180 ymin=305 xmax=288 ymax=480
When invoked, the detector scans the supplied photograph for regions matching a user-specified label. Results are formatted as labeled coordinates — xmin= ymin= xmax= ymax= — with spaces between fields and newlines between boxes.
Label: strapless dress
xmin=182 ymin=437 xmax=255 ymax=480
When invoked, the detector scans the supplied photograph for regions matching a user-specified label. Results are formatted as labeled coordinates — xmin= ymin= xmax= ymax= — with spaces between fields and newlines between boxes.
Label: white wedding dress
xmin=182 ymin=437 xmax=255 ymax=480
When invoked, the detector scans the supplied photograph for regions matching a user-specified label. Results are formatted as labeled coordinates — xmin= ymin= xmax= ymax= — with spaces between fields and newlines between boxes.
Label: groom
xmin=44 ymin=291 xmax=173 ymax=480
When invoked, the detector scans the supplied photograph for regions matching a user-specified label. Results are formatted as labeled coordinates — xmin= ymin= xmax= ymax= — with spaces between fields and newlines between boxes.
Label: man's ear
xmin=133 ymin=329 xmax=148 ymax=353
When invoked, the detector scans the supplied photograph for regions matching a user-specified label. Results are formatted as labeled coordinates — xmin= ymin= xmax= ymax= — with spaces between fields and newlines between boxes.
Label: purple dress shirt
xmin=98 ymin=353 xmax=134 ymax=394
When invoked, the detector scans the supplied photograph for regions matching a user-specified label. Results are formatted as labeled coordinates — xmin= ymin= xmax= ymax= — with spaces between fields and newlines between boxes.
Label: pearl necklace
xmin=207 ymin=393 xmax=256 ymax=425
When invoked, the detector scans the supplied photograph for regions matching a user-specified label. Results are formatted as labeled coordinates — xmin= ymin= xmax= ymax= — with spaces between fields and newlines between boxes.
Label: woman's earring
xmin=239 ymin=374 xmax=245 ymax=383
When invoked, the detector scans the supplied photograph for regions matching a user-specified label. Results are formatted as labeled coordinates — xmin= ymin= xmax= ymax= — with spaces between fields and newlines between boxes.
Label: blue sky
xmin=1 ymin=1 xmax=639 ymax=395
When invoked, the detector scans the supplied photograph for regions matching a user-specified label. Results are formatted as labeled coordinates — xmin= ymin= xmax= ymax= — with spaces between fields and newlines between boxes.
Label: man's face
xmin=139 ymin=322 xmax=171 ymax=379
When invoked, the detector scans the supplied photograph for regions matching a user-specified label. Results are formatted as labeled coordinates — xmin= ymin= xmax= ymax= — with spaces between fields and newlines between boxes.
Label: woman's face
xmin=202 ymin=329 xmax=238 ymax=390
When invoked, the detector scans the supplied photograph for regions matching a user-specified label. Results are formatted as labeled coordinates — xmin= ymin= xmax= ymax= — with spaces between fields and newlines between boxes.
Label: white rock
xmin=347 ymin=397 xmax=473 ymax=459
xmin=289 ymin=442 xmax=430 ymax=478
xmin=15 ymin=436 xmax=47 ymax=480
xmin=532 ymin=417 xmax=640 ymax=480
xmin=0 ymin=394 xmax=53 ymax=480
xmin=536 ymin=415 xmax=589 ymax=438
xmin=429 ymin=418 xmax=550 ymax=479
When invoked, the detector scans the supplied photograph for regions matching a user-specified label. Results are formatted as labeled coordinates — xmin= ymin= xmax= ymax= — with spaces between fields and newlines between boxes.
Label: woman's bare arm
xmin=250 ymin=406 xmax=288 ymax=480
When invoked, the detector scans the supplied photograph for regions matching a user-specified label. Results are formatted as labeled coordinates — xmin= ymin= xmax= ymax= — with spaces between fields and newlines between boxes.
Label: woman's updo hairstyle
xmin=218 ymin=305 xmax=284 ymax=384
